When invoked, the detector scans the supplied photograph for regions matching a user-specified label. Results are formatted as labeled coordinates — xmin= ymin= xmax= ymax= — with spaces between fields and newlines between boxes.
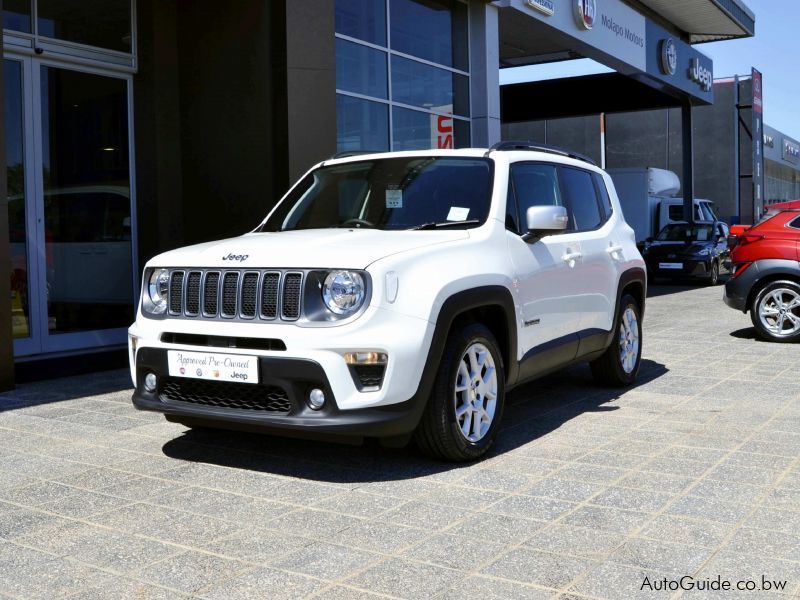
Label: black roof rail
xmin=328 ymin=150 xmax=385 ymax=160
xmin=485 ymin=141 xmax=597 ymax=166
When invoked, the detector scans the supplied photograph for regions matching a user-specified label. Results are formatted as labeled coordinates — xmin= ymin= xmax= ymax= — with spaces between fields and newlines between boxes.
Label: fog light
xmin=344 ymin=352 xmax=388 ymax=365
xmin=308 ymin=388 xmax=326 ymax=410
xmin=144 ymin=372 xmax=157 ymax=393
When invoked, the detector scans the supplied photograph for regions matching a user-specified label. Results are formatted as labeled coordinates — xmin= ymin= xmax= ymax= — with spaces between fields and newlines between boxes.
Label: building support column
xmin=284 ymin=0 xmax=336 ymax=181
xmin=682 ymin=100 xmax=695 ymax=224
xmin=469 ymin=0 xmax=501 ymax=147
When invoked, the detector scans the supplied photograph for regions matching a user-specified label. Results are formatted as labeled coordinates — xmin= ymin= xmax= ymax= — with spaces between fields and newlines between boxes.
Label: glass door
xmin=5 ymin=56 xmax=136 ymax=356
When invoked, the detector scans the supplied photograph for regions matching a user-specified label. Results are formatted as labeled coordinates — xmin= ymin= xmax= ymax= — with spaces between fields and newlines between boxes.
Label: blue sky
xmin=500 ymin=0 xmax=799 ymax=140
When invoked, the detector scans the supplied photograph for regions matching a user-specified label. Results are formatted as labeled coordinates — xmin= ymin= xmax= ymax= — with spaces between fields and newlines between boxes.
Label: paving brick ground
xmin=1 ymin=283 xmax=799 ymax=599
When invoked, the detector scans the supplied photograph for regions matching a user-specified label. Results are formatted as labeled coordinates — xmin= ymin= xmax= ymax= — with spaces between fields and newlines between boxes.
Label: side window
xmin=560 ymin=167 xmax=602 ymax=231
xmin=790 ymin=216 xmax=800 ymax=230
xmin=593 ymin=173 xmax=613 ymax=219
xmin=668 ymin=205 xmax=683 ymax=221
xmin=509 ymin=163 xmax=563 ymax=231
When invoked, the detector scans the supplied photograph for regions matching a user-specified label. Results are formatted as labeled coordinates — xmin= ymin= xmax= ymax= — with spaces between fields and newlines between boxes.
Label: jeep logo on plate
xmin=574 ymin=0 xmax=596 ymax=29
xmin=222 ymin=253 xmax=249 ymax=262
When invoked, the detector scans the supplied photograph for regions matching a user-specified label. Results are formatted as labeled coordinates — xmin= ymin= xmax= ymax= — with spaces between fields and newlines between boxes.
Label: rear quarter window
xmin=790 ymin=215 xmax=800 ymax=230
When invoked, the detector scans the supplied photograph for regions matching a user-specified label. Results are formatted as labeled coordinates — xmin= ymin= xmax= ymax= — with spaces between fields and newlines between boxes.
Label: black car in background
xmin=642 ymin=221 xmax=731 ymax=285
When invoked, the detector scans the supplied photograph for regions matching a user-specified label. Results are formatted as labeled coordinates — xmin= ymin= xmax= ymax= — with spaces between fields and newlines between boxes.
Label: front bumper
xmin=645 ymin=256 xmax=713 ymax=279
xmin=132 ymin=347 xmax=427 ymax=438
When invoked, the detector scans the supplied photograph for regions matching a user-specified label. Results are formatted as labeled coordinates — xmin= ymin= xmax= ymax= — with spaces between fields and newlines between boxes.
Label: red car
xmin=724 ymin=202 xmax=800 ymax=341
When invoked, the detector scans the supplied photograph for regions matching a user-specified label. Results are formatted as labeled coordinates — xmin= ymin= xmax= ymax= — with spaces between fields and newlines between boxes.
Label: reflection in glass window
xmin=390 ymin=0 xmax=468 ymax=70
xmin=391 ymin=56 xmax=469 ymax=117
xmin=3 ymin=0 xmax=32 ymax=32
xmin=335 ymin=0 xmax=386 ymax=45
xmin=336 ymin=94 xmax=390 ymax=153
xmin=561 ymin=167 xmax=602 ymax=231
xmin=38 ymin=0 xmax=132 ymax=52
xmin=392 ymin=107 xmax=469 ymax=151
xmin=336 ymin=39 xmax=388 ymax=100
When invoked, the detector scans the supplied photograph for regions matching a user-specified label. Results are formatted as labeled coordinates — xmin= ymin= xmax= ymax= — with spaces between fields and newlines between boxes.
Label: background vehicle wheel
xmin=708 ymin=260 xmax=720 ymax=286
xmin=414 ymin=322 xmax=505 ymax=461
xmin=590 ymin=294 xmax=642 ymax=386
xmin=750 ymin=280 xmax=800 ymax=342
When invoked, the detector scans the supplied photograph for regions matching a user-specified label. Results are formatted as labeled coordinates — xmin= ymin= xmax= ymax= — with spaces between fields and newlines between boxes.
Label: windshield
xmin=657 ymin=223 xmax=715 ymax=241
xmin=259 ymin=157 xmax=494 ymax=232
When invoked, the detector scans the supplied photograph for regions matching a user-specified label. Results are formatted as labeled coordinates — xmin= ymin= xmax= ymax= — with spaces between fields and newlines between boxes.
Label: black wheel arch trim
xmin=744 ymin=260 xmax=800 ymax=312
xmin=604 ymin=268 xmax=647 ymax=349
xmin=425 ymin=286 xmax=519 ymax=387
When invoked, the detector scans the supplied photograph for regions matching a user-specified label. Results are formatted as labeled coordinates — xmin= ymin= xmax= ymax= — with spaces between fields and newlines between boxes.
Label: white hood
xmin=147 ymin=229 xmax=470 ymax=270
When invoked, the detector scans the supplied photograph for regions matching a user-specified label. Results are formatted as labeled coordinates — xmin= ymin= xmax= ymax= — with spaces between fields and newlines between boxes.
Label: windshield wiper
xmin=407 ymin=219 xmax=481 ymax=231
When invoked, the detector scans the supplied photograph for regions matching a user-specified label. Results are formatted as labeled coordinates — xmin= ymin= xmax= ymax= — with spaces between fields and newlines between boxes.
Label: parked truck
xmin=607 ymin=168 xmax=719 ymax=245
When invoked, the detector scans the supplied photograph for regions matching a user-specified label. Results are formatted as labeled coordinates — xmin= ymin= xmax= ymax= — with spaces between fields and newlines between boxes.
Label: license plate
xmin=167 ymin=350 xmax=259 ymax=384
xmin=659 ymin=262 xmax=683 ymax=270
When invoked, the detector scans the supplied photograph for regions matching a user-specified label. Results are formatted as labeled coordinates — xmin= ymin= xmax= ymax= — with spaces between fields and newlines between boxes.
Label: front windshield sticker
xmin=447 ymin=206 xmax=470 ymax=221
xmin=386 ymin=186 xmax=403 ymax=209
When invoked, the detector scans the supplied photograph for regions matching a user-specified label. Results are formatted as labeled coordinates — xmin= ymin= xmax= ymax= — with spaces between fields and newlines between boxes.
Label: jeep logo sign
xmin=689 ymin=58 xmax=712 ymax=92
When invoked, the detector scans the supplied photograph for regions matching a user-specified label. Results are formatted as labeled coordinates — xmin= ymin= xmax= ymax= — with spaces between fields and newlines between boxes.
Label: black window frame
xmin=593 ymin=172 xmax=614 ymax=221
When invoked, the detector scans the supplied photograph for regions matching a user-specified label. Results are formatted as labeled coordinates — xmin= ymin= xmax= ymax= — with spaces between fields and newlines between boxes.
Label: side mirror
xmin=645 ymin=237 xmax=654 ymax=244
xmin=524 ymin=205 xmax=568 ymax=242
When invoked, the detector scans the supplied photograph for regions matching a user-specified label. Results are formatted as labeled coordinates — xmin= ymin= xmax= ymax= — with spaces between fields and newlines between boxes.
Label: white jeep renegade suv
xmin=129 ymin=143 xmax=646 ymax=461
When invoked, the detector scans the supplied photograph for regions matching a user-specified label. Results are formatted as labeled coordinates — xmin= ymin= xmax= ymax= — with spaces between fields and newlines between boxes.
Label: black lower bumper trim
xmin=132 ymin=348 xmax=426 ymax=438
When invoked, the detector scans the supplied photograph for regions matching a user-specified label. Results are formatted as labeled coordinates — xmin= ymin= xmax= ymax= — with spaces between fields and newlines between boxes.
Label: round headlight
xmin=322 ymin=270 xmax=365 ymax=315
xmin=146 ymin=268 xmax=170 ymax=314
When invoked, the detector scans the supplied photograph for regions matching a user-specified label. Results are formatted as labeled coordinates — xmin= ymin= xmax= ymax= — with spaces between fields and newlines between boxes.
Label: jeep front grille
xmin=166 ymin=269 xmax=304 ymax=322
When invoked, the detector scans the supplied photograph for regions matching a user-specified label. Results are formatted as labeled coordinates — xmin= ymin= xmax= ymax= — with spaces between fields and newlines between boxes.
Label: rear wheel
xmin=590 ymin=294 xmax=642 ymax=386
xmin=414 ymin=322 xmax=505 ymax=461
xmin=750 ymin=280 xmax=800 ymax=342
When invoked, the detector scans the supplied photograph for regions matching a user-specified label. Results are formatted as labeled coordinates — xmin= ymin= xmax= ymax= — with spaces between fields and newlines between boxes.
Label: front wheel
xmin=750 ymin=280 xmax=800 ymax=342
xmin=590 ymin=294 xmax=642 ymax=386
xmin=414 ymin=323 xmax=505 ymax=461
xmin=708 ymin=260 xmax=720 ymax=286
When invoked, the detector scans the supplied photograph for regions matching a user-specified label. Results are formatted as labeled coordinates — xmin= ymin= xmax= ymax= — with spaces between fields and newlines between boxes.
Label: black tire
xmin=414 ymin=322 xmax=505 ymax=462
xmin=750 ymin=280 xmax=800 ymax=343
xmin=590 ymin=294 xmax=642 ymax=387
xmin=708 ymin=260 xmax=720 ymax=286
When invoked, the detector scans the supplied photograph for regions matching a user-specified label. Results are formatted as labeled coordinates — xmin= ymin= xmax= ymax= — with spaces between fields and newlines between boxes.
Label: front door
xmin=4 ymin=56 xmax=136 ymax=356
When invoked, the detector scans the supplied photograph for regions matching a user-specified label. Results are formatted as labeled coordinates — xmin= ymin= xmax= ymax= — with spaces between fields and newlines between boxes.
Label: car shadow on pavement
xmin=160 ymin=359 xmax=668 ymax=483
xmin=729 ymin=327 xmax=770 ymax=342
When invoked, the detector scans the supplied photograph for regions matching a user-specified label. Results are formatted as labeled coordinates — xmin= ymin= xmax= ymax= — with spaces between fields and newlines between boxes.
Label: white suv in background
xmin=128 ymin=143 xmax=646 ymax=461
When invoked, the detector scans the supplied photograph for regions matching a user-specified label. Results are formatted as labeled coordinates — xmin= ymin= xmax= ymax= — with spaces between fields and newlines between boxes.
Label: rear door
xmin=558 ymin=167 xmax=617 ymax=334
xmin=504 ymin=162 xmax=581 ymax=356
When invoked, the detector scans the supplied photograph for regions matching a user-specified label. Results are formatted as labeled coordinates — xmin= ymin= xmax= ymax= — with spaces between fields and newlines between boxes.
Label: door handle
xmin=562 ymin=251 xmax=582 ymax=267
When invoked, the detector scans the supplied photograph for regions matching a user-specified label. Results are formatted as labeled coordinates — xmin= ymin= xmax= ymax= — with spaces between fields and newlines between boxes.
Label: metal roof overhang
xmin=632 ymin=0 xmax=755 ymax=42
xmin=497 ymin=0 xmax=754 ymax=69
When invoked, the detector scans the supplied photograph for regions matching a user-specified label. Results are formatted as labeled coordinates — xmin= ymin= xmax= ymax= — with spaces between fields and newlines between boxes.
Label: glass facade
xmin=765 ymin=160 xmax=800 ymax=204
xmin=334 ymin=0 xmax=470 ymax=152
xmin=3 ymin=1 xmax=133 ymax=54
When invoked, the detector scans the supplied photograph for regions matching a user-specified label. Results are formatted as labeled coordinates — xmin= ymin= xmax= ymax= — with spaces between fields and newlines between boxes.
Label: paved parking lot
xmin=1 ymin=284 xmax=799 ymax=599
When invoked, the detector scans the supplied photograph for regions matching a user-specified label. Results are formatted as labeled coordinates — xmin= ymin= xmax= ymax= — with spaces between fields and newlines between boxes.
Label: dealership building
xmin=0 ymin=0 xmax=755 ymax=390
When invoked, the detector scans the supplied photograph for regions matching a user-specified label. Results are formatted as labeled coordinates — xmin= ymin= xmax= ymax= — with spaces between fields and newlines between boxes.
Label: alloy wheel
xmin=453 ymin=343 xmax=498 ymax=442
xmin=619 ymin=306 xmax=640 ymax=374
xmin=758 ymin=288 xmax=800 ymax=337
